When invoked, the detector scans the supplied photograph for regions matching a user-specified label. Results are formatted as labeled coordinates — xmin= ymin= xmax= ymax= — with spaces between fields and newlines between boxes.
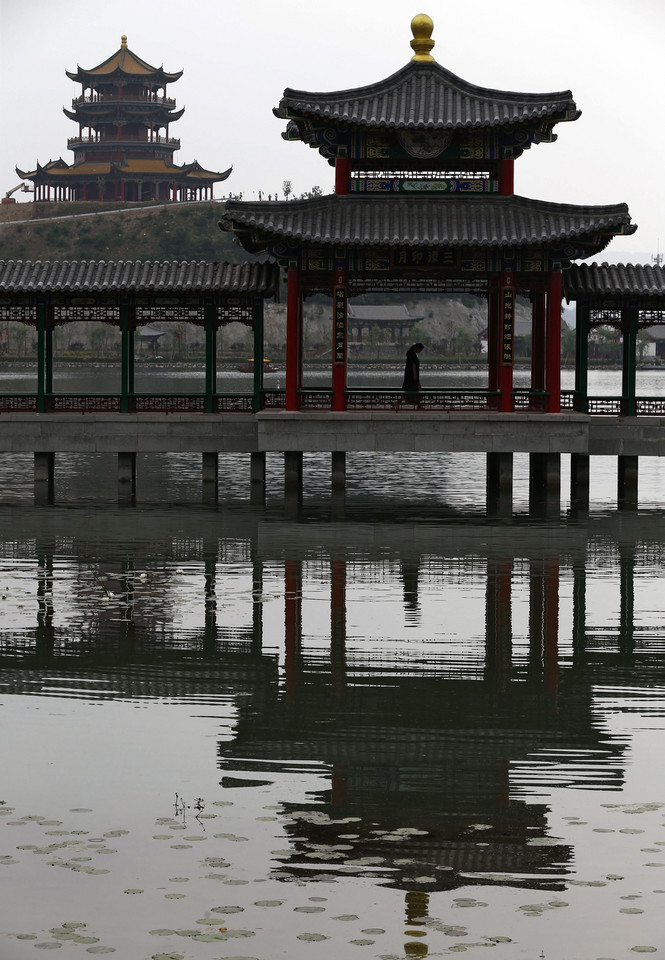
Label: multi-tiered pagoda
xmin=17 ymin=36 xmax=231 ymax=203
xmin=220 ymin=14 xmax=636 ymax=415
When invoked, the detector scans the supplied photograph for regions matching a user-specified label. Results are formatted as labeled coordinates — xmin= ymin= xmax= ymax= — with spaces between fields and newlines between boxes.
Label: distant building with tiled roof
xmin=17 ymin=36 xmax=231 ymax=203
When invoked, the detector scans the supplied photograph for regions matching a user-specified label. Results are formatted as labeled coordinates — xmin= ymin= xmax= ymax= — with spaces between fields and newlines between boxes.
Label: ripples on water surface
xmin=2 ymin=368 xmax=665 ymax=957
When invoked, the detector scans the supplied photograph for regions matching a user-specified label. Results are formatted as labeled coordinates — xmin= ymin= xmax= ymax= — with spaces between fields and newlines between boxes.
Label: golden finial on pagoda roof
xmin=121 ymin=35 xmax=128 ymax=48
xmin=410 ymin=14 xmax=435 ymax=62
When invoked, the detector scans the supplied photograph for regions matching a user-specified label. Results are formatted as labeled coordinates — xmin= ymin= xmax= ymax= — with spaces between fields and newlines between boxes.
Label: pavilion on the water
xmin=220 ymin=14 xmax=636 ymax=414
xmin=17 ymin=36 xmax=231 ymax=203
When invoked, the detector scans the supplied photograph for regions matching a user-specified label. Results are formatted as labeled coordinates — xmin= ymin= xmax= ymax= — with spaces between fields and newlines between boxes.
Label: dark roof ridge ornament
xmin=410 ymin=13 xmax=435 ymax=63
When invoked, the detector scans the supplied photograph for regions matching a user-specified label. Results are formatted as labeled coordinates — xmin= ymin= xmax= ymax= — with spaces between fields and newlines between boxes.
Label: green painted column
xmin=252 ymin=299 xmax=264 ymax=412
xmin=574 ymin=302 xmax=589 ymax=413
xmin=37 ymin=299 xmax=47 ymax=413
xmin=621 ymin=305 xmax=638 ymax=417
xmin=120 ymin=298 xmax=133 ymax=413
xmin=204 ymin=299 xmax=217 ymax=413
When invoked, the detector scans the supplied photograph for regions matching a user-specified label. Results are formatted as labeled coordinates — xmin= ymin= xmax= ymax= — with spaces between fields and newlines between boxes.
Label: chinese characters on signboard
xmin=334 ymin=286 xmax=346 ymax=364
xmin=501 ymin=285 xmax=514 ymax=365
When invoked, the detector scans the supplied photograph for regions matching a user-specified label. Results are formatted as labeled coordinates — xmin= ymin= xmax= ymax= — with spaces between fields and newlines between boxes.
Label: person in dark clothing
xmin=399 ymin=342 xmax=424 ymax=405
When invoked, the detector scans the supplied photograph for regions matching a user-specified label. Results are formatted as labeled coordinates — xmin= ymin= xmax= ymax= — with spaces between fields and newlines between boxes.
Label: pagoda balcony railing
xmin=67 ymin=134 xmax=180 ymax=148
xmin=0 ymin=394 xmax=254 ymax=414
xmin=72 ymin=93 xmax=177 ymax=108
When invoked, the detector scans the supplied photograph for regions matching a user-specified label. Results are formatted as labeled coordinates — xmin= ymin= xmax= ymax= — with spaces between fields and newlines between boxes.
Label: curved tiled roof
xmin=66 ymin=37 xmax=182 ymax=84
xmin=0 ymin=260 xmax=279 ymax=296
xmin=275 ymin=61 xmax=580 ymax=131
xmin=563 ymin=263 xmax=665 ymax=301
xmin=220 ymin=195 xmax=635 ymax=250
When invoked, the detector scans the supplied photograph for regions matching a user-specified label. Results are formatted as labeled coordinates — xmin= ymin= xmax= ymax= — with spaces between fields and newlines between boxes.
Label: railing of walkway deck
xmin=0 ymin=389 xmax=663 ymax=414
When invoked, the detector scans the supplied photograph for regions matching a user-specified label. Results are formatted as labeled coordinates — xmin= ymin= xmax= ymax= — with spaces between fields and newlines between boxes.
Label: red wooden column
xmin=498 ymin=270 xmax=515 ymax=413
xmin=546 ymin=269 xmax=562 ymax=413
xmin=332 ymin=267 xmax=348 ymax=412
xmin=531 ymin=288 xmax=547 ymax=394
xmin=335 ymin=157 xmax=350 ymax=195
xmin=498 ymin=158 xmax=514 ymax=196
xmin=285 ymin=267 xmax=302 ymax=411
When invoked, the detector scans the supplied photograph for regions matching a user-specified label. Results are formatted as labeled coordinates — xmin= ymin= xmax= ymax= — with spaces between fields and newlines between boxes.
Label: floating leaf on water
xmin=223 ymin=879 xmax=249 ymax=885
xmin=211 ymin=906 xmax=244 ymax=914
xmin=620 ymin=829 xmax=645 ymax=835
xmin=350 ymin=940 xmax=375 ymax=946
xmin=333 ymin=915 xmax=359 ymax=922
xmin=294 ymin=907 xmax=325 ymax=914
xmin=103 ymin=830 xmax=129 ymax=838
xmin=297 ymin=933 xmax=329 ymax=941
xmin=362 ymin=929 xmax=385 ymax=935
xmin=620 ymin=908 xmax=645 ymax=914
xmin=164 ymin=894 xmax=186 ymax=899
xmin=212 ymin=801 xmax=234 ymax=807
xmin=486 ymin=937 xmax=512 ymax=943
xmin=149 ymin=930 xmax=177 ymax=937
xmin=16 ymin=934 xmax=38 ymax=940
xmin=253 ymin=901 xmax=282 ymax=908
xmin=151 ymin=954 xmax=184 ymax=960
xmin=34 ymin=945 xmax=62 ymax=951
xmin=85 ymin=949 xmax=115 ymax=955
xmin=123 ymin=889 xmax=143 ymax=895
xmin=630 ymin=949 xmax=657 ymax=954
xmin=69 ymin=809 xmax=92 ymax=813
xmin=168 ymin=877 xmax=189 ymax=883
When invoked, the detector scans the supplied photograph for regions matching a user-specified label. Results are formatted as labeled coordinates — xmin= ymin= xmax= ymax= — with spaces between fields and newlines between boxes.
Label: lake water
xmin=2 ymin=367 xmax=665 ymax=959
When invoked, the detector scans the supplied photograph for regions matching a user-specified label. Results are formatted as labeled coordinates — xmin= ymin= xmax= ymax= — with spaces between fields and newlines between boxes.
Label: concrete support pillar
xmin=34 ymin=452 xmax=55 ymax=504
xmin=570 ymin=453 xmax=590 ymax=511
xmin=284 ymin=451 xmax=303 ymax=500
xmin=331 ymin=451 xmax=346 ymax=519
xmin=202 ymin=452 xmax=218 ymax=504
xmin=529 ymin=453 xmax=561 ymax=516
xmin=618 ymin=455 xmax=638 ymax=510
xmin=486 ymin=452 xmax=512 ymax=517
xmin=250 ymin=451 xmax=266 ymax=504
xmin=118 ymin=452 xmax=137 ymax=503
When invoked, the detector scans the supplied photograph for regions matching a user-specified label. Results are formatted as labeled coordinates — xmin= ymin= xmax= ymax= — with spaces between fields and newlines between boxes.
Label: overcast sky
xmin=1 ymin=0 xmax=663 ymax=262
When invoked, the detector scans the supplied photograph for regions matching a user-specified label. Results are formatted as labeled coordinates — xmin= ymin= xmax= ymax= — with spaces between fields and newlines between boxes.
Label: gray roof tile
xmin=0 ymin=260 xmax=279 ymax=296
xmin=220 ymin=195 xmax=635 ymax=250
xmin=275 ymin=62 xmax=580 ymax=131
xmin=564 ymin=263 xmax=665 ymax=301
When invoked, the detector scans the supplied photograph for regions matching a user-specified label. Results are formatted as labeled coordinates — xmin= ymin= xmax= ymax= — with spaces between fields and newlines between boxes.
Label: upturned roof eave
xmin=274 ymin=60 xmax=580 ymax=130
xmin=219 ymin=194 xmax=636 ymax=253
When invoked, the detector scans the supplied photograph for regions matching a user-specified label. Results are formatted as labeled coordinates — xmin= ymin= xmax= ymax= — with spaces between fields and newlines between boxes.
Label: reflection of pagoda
xmin=17 ymin=36 xmax=231 ymax=203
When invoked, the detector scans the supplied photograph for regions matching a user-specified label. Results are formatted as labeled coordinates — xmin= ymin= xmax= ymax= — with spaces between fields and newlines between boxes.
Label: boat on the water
xmin=236 ymin=358 xmax=279 ymax=373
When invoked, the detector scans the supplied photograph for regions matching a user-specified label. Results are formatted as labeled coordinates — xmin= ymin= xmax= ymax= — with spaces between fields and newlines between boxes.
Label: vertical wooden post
xmin=574 ymin=302 xmax=590 ymax=412
xmin=531 ymin=288 xmax=546 ymax=394
xmin=335 ymin=157 xmax=350 ymax=195
xmin=286 ymin=268 xmax=301 ymax=411
xmin=120 ymin=298 xmax=132 ymax=413
xmin=498 ymin=270 xmax=515 ymax=412
xmin=252 ymin=298 xmax=264 ymax=413
xmin=332 ymin=267 xmax=348 ymax=412
xmin=204 ymin=298 xmax=217 ymax=413
xmin=497 ymin=157 xmax=514 ymax=195
xmin=621 ymin=305 xmax=638 ymax=417
xmin=546 ymin=269 xmax=562 ymax=413
xmin=36 ymin=299 xmax=47 ymax=413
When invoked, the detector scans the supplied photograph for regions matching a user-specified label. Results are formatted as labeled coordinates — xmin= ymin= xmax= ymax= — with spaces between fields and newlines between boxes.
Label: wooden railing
xmin=0 ymin=390 xmax=664 ymax=416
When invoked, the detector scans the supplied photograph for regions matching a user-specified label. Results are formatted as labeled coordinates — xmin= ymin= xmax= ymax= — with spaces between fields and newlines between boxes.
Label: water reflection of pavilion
xmin=1 ymin=507 xmax=659 ymax=892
